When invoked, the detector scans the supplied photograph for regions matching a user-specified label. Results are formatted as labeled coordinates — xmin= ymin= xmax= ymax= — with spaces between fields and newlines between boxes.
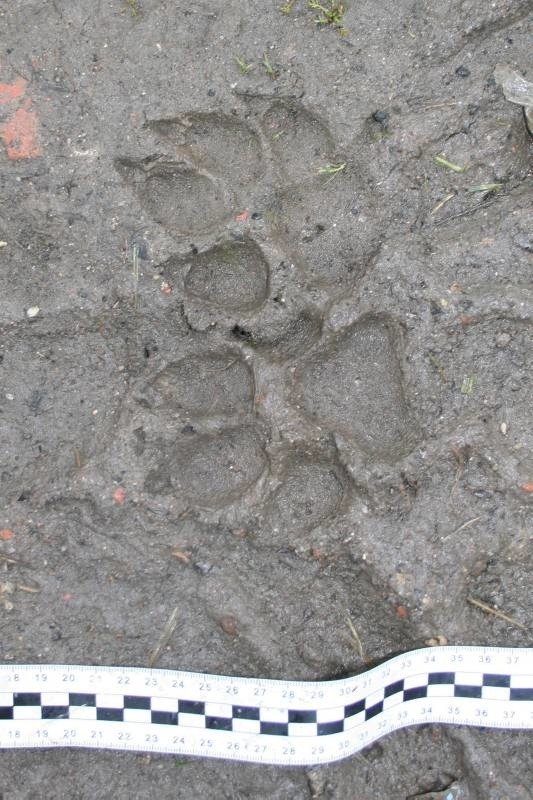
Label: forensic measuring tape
xmin=1 ymin=646 xmax=531 ymax=765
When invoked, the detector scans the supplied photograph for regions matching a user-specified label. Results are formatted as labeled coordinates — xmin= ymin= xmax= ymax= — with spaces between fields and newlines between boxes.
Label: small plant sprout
xmin=234 ymin=55 xmax=254 ymax=75
xmin=318 ymin=162 xmax=346 ymax=179
xmin=466 ymin=183 xmax=503 ymax=194
xmin=262 ymin=52 xmax=278 ymax=79
xmin=461 ymin=375 xmax=476 ymax=395
xmin=280 ymin=0 xmax=297 ymax=12
xmin=308 ymin=0 xmax=347 ymax=33
xmin=123 ymin=0 xmax=140 ymax=16
xmin=433 ymin=154 xmax=467 ymax=173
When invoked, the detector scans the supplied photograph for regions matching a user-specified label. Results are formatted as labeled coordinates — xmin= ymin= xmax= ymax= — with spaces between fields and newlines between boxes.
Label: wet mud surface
xmin=0 ymin=1 xmax=532 ymax=797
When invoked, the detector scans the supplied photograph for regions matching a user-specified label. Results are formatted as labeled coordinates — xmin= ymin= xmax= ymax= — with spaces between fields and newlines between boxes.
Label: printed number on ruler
xmin=1 ymin=646 xmax=532 ymax=765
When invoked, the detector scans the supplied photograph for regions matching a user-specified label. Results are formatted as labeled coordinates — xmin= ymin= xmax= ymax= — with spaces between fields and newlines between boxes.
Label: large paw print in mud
xmin=115 ymin=348 xmax=269 ymax=512
xmin=112 ymin=101 xmax=419 ymax=526
xmin=115 ymin=111 xmax=264 ymax=237
xmin=182 ymin=239 xmax=269 ymax=313
xmin=293 ymin=316 xmax=418 ymax=460
xmin=115 ymin=102 xmax=382 ymax=294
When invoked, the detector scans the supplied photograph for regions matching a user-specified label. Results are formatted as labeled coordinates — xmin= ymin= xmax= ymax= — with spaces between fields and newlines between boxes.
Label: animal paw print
xmin=113 ymin=100 xmax=418 ymax=523
xmin=115 ymin=100 xmax=380 ymax=295
xmin=263 ymin=444 xmax=351 ymax=544
xmin=183 ymin=238 xmax=269 ymax=313
xmin=115 ymin=111 xmax=264 ymax=237
xmin=292 ymin=316 xmax=419 ymax=460
xmin=122 ymin=349 xmax=268 ymax=511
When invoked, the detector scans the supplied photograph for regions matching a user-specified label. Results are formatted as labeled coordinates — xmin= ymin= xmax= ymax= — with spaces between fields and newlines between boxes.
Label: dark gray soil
xmin=1 ymin=1 xmax=532 ymax=797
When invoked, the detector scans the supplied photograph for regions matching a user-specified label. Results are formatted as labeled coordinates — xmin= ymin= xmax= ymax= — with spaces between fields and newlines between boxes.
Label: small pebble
xmin=112 ymin=487 xmax=126 ymax=504
xmin=514 ymin=233 xmax=532 ymax=252
xmin=495 ymin=332 xmax=511 ymax=347
xmin=193 ymin=561 xmax=212 ymax=575
xmin=425 ymin=634 xmax=448 ymax=647
xmin=26 ymin=306 xmax=40 ymax=319
xmin=372 ymin=110 xmax=388 ymax=126
xmin=455 ymin=65 xmax=470 ymax=78
xmin=500 ymin=422 xmax=507 ymax=435
xmin=219 ymin=615 xmax=238 ymax=637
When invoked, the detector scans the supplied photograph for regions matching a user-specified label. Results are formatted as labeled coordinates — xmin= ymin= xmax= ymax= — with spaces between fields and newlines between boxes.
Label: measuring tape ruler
xmin=1 ymin=646 xmax=531 ymax=765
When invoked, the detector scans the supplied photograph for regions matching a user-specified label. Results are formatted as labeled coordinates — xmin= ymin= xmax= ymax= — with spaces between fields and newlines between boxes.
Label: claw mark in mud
xmin=148 ymin=112 xmax=264 ymax=190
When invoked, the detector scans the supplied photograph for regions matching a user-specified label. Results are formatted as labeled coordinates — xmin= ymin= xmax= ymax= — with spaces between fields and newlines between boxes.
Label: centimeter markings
xmin=1 ymin=646 xmax=532 ymax=765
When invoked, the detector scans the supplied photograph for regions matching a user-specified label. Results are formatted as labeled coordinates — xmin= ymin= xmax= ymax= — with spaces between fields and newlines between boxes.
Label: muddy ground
xmin=0 ymin=1 xmax=532 ymax=798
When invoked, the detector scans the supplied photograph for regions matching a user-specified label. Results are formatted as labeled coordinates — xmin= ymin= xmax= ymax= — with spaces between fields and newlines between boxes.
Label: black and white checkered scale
xmin=2 ymin=670 xmax=532 ymax=735
xmin=1 ymin=648 xmax=532 ymax=764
